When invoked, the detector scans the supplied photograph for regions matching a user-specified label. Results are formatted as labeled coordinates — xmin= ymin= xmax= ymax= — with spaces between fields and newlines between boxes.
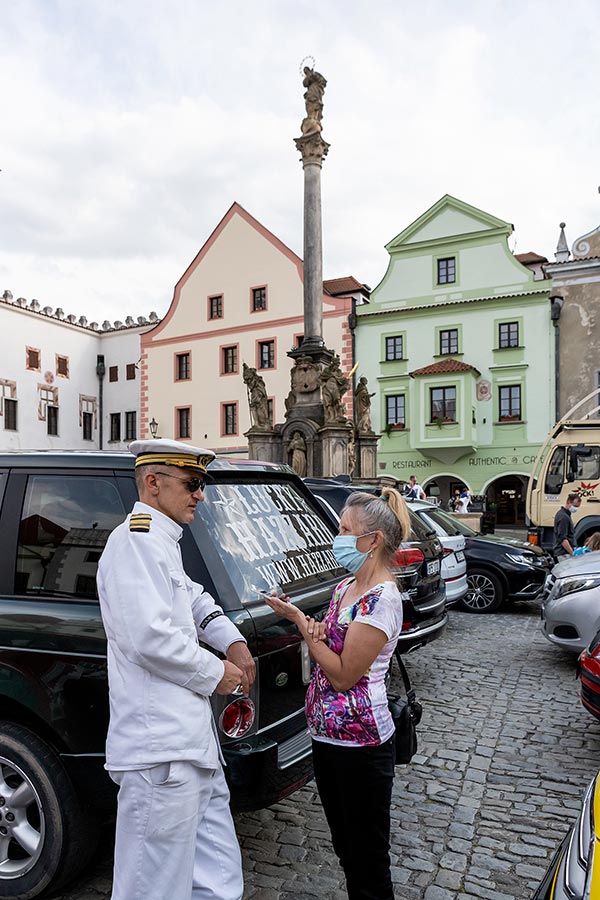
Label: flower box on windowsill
xmin=498 ymin=416 xmax=523 ymax=423
xmin=429 ymin=417 xmax=457 ymax=428
xmin=384 ymin=423 xmax=406 ymax=436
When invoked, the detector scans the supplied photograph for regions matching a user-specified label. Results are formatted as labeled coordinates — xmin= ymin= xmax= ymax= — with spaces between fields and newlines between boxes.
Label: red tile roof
xmin=409 ymin=359 xmax=481 ymax=378
xmin=515 ymin=251 xmax=548 ymax=264
xmin=323 ymin=276 xmax=369 ymax=295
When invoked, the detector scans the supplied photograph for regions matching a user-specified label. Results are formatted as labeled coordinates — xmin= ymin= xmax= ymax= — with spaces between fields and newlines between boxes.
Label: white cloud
xmin=1 ymin=0 xmax=600 ymax=322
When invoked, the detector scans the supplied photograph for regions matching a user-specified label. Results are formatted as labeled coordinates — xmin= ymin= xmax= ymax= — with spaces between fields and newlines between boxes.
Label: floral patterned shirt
xmin=306 ymin=577 xmax=403 ymax=747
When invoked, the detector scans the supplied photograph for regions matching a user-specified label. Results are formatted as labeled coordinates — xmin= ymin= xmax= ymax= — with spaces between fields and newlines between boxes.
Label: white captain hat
xmin=129 ymin=439 xmax=215 ymax=475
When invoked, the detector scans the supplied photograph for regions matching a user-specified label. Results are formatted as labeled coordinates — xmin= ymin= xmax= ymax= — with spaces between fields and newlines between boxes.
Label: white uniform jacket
xmin=97 ymin=501 xmax=246 ymax=771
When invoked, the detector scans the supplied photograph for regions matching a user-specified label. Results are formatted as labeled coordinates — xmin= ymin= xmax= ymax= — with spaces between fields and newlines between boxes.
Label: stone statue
xmin=284 ymin=387 xmax=297 ymax=418
xmin=301 ymin=67 xmax=327 ymax=136
xmin=242 ymin=363 xmax=271 ymax=429
xmin=347 ymin=427 xmax=356 ymax=477
xmin=287 ymin=431 xmax=307 ymax=477
xmin=355 ymin=376 xmax=376 ymax=433
xmin=320 ymin=355 xmax=350 ymax=424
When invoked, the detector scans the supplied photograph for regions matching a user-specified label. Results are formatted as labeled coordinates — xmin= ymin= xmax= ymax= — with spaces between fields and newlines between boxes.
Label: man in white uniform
xmin=97 ymin=439 xmax=255 ymax=900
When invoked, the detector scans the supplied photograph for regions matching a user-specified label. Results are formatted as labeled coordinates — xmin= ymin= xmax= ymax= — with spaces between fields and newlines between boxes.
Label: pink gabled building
xmin=141 ymin=203 xmax=369 ymax=455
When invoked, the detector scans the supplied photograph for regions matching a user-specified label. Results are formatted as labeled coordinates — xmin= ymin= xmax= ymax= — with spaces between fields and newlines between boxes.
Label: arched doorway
xmin=422 ymin=474 xmax=470 ymax=510
xmin=484 ymin=474 xmax=529 ymax=526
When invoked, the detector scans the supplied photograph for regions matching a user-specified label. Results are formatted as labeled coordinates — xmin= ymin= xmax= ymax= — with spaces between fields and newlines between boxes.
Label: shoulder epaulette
xmin=129 ymin=513 xmax=152 ymax=533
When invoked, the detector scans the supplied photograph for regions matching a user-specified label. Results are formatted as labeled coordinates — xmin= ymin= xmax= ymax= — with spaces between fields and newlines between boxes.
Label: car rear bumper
xmin=444 ymin=573 xmax=468 ymax=604
xmin=397 ymin=612 xmax=448 ymax=653
xmin=224 ymin=729 xmax=313 ymax=811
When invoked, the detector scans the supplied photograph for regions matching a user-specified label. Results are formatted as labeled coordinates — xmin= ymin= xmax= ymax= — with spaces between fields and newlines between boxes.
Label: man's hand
xmin=216 ymin=660 xmax=244 ymax=695
xmin=226 ymin=642 xmax=256 ymax=695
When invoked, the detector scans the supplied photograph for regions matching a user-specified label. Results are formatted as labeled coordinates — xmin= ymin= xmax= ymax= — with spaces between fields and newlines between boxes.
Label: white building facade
xmin=0 ymin=292 xmax=157 ymax=451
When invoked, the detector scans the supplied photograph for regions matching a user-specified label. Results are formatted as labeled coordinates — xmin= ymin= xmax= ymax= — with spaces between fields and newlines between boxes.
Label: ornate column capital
xmin=294 ymin=132 xmax=330 ymax=168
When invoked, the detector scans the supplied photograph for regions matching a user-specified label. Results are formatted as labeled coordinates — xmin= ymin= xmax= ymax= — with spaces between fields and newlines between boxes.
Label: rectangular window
xmin=222 ymin=345 xmax=238 ymax=374
xmin=437 ymin=257 xmax=456 ymax=284
xmin=209 ymin=295 xmax=223 ymax=320
xmin=295 ymin=335 xmax=304 ymax=349
xmin=109 ymin=366 xmax=118 ymax=382
xmin=176 ymin=352 xmax=190 ymax=381
xmin=110 ymin=413 xmax=121 ymax=442
xmin=125 ymin=411 xmax=137 ymax=440
xmin=26 ymin=347 xmax=41 ymax=370
xmin=499 ymin=385 xmax=521 ymax=420
xmin=82 ymin=411 xmax=93 ymax=440
xmin=385 ymin=336 xmax=403 ymax=361
xmin=498 ymin=322 xmax=519 ymax=348
xmin=430 ymin=386 xmax=457 ymax=422
xmin=4 ymin=398 xmax=17 ymax=431
xmin=223 ymin=403 xmax=237 ymax=435
xmin=252 ymin=287 xmax=267 ymax=312
xmin=56 ymin=355 xmax=69 ymax=377
xmin=385 ymin=395 xmax=405 ymax=427
xmin=178 ymin=407 xmax=191 ymax=439
xmin=47 ymin=405 xmax=59 ymax=436
xmin=126 ymin=363 xmax=136 ymax=380
xmin=439 ymin=329 xmax=459 ymax=355
xmin=15 ymin=474 xmax=127 ymax=598
xmin=258 ymin=340 xmax=275 ymax=369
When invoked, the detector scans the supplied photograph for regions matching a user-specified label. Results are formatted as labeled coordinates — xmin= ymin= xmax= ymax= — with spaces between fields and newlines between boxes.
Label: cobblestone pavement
xmin=48 ymin=602 xmax=600 ymax=900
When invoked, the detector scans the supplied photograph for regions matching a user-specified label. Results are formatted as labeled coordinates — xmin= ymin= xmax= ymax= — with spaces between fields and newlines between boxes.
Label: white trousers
xmin=109 ymin=761 xmax=243 ymax=900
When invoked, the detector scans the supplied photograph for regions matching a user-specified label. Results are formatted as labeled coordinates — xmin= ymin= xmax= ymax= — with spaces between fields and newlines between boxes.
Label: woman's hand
xmin=306 ymin=617 xmax=328 ymax=643
xmin=264 ymin=592 xmax=304 ymax=624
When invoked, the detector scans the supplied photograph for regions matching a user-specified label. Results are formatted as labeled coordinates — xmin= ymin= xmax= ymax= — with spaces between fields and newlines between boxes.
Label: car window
xmin=0 ymin=472 xmax=6 ymax=511
xmin=191 ymin=481 xmax=343 ymax=601
xmin=15 ymin=475 xmax=127 ymax=599
xmin=407 ymin=509 xmax=435 ymax=541
xmin=423 ymin=506 xmax=477 ymax=537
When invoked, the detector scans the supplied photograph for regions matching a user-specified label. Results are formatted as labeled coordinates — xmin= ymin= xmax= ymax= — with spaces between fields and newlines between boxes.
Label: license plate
xmin=300 ymin=641 xmax=311 ymax=685
xmin=455 ymin=550 xmax=465 ymax=562
xmin=426 ymin=559 xmax=440 ymax=576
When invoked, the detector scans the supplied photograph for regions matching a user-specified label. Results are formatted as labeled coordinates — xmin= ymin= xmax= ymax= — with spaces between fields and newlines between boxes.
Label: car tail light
xmin=442 ymin=547 xmax=454 ymax=556
xmin=219 ymin=697 xmax=256 ymax=738
xmin=393 ymin=548 xmax=425 ymax=568
xmin=401 ymin=620 xmax=414 ymax=631
xmin=528 ymin=533 xmax=539 ymax=546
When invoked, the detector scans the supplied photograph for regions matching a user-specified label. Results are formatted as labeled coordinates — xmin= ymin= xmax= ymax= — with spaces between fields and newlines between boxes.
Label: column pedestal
xmin=356 ymin=432 xmax=380 ymax=479
xmin=245 ymin=429 xmax=281 ymax=465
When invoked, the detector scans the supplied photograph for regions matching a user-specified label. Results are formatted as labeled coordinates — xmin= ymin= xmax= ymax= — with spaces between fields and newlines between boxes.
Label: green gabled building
xmin=354 ymin=195 xmax=554 ymax=525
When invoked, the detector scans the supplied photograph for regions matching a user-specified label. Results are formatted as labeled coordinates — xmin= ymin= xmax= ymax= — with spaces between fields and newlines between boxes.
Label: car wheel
xmin=459 ymin=569 xmax=504 ymax=613
xmin=0 ymin=722 xmax=97 ymax=899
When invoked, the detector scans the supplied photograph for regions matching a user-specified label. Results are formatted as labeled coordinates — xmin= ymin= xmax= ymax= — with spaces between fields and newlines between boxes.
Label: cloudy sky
xmin=2 ymin=0 xmax=599 ymax=323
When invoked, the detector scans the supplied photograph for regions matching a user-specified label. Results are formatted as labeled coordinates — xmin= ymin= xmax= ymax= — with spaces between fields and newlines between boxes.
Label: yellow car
xmin=533 ymin=773 xmax=600 ymax=899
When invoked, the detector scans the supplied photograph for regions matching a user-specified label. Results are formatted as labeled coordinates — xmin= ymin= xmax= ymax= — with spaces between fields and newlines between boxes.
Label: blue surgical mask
xmin=570 ymin=505 xmax=580 ymax=513
xmin=332 ymin=532 xmax=375 ymax=574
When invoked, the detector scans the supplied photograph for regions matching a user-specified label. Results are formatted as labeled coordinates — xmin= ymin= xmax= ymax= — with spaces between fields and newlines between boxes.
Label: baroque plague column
xmin=245 ymin=65 xmax=378 ymax=478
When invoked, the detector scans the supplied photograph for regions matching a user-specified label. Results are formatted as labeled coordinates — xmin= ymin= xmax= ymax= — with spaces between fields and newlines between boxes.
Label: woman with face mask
xmin=264 ymin=488 xmax=410 ymax=900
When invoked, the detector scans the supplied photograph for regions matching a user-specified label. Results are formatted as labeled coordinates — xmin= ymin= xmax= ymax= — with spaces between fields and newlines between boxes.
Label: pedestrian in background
xmin=97 ymin=439 xmax=255 ymax=900
xmin=265 ymin=488 xmax=410 ymax=900
xmin=406 ymin=474 xmax=426 ymax=500
xmin=553 ymin=491 xmax=582 ymax=559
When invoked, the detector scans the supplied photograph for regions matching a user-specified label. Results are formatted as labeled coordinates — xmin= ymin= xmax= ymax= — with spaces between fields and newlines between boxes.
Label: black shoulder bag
xmin=387 ymin=651 xmax=423 ymax=765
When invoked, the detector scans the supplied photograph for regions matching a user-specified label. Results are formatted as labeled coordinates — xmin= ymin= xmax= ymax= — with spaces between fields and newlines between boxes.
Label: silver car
xmin=541 ymin=551 xmax=600 ymax=652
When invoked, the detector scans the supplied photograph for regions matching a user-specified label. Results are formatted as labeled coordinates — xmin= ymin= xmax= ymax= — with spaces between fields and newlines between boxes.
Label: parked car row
xmin=0 ymin=455 xmax=560 ymax=899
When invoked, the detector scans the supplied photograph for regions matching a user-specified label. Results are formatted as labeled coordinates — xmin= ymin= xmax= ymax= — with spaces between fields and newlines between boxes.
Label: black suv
xmin=0 ymin=452 xmax=345 ymax=899
xmin=304 ymin=478 xmax=447 ymax=652
xmin=407 ymin=503 xmax=553 ymax=613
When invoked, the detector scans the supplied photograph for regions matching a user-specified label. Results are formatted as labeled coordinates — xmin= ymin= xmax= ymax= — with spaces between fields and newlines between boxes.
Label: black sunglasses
xmin=156 ymin=471 xmax=206 ymax=493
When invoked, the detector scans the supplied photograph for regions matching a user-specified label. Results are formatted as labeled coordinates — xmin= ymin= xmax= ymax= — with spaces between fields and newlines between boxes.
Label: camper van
xmin=526 ymin=388 xmax=600 ymax=550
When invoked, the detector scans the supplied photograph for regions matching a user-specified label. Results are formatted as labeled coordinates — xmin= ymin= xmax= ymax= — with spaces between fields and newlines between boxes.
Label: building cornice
xmin=356 ymin=289 xmax=550 ymax=320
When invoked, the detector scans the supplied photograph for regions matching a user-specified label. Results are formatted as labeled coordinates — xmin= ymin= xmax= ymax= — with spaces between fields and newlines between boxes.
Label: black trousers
xmin=312 ymin=736 xmax=395 ymax=900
